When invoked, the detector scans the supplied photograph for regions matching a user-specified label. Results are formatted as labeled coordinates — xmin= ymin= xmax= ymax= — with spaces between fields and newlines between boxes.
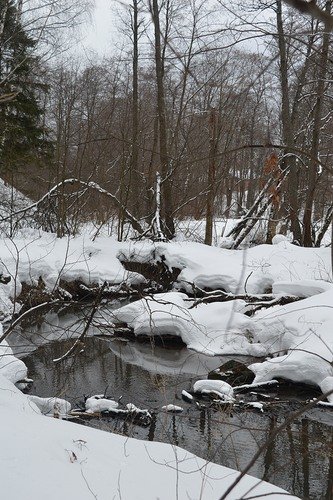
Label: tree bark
xmin=205 ymin=108 xmax=217 ymax=245
xmin=276 ymin=0 xmax=302 ymax=243
xmin=131 ymin=0 xmax=140 ymax=218
xmin=303 ymin=1 xmax=331 ymax=246
xmin=151 ymin=0 xmax=175 ymax=239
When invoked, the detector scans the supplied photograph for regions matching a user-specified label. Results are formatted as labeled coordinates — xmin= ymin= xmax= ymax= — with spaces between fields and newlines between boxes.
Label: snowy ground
xmin=0 ymin=232 xmax=146 ymax=318
xmin=118 ymin=237 xmax=331 ymax=294
xmin=0 ymin=230 xmax=332 ymax=498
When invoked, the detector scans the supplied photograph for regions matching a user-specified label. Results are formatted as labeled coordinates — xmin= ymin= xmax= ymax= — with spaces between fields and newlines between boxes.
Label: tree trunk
xmin=276 ymin=0 xmax=302 ymax=243
xmin=205 ymin=108 xmax=217 ymax=246
xmin=302 ymin=0 xmax=331 ymax=246
xmin=131 ymin=0 xmax=140 ymax=218
xmin=151 ymin=0 xmax=175 ymax=239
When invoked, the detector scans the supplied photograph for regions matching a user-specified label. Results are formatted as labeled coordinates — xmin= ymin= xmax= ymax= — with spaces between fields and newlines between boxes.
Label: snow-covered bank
xmin=111 ymin=291 xmax=264 ymax=356
xmin=111 ymin=286 xmax=333 ymax=401
xmin=119 ymin=239 xmax=331 ymax=294
xmin=250 ymin=287 xmax=333 ymax=402
xmin=0 ymin=232 xmax=330 ymax=318
xmin=0 ymin=233 xmax=146 ymax=317
xmin=0 ymin=373 xmax=299 ymax=500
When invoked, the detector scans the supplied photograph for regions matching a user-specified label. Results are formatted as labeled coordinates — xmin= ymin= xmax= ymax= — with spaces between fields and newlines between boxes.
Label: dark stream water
xmin=9 ymin=307 xmax=333 ymax=500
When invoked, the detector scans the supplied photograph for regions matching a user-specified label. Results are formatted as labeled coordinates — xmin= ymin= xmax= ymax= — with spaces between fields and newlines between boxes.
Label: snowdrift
xmin=250 ymin=287 xmax=333 ymax=402
xmin=111 ymin=291 xmax=264 ymax=356
xmin=119 ymin=239 xmax=331 ymax=294
xmin=0 ymin=233 xmax=146 ymax=317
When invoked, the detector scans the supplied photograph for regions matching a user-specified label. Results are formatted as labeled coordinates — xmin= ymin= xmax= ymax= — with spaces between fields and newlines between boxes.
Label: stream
xmin=9 ymin=305 xmax=333 ymax=500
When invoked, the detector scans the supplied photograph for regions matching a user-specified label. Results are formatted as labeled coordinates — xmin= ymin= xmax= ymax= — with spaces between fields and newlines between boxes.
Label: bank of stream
xmin=9 ymin=305 xmax=333 ymax=500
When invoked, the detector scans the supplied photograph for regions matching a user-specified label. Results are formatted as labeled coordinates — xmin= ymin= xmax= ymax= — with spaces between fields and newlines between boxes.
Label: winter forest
xmin=1 ymin=1 xmax=333 ymax=499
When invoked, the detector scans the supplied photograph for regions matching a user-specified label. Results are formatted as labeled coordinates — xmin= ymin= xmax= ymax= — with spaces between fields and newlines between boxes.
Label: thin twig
xmin=53 ymin=283 xmax=107 ymax=363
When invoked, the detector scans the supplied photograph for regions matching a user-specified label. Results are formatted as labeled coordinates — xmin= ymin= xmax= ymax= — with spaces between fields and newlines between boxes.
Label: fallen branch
xmin=187 ymin=286 xmax=300 ymax=310
xmin=231 ymin=167 xmax=290 ymax=249
xmin=0 ymin=91 xmax=19 ymax=104
xmin=245 ymin=295 xmax=301 ymax=314
xmin=0 ymin=299 xmax=63 ymax=344
xmin=0 ymin=178 xmax=145 ymax=235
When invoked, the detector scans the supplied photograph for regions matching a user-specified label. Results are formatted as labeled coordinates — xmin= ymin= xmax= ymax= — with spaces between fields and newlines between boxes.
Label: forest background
xmin=1 ymin=0 xmax=333 ymax=247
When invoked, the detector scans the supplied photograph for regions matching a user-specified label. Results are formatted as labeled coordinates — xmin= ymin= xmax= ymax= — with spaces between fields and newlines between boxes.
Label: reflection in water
xmin=17 ymin=330 xmax=333 ymax=499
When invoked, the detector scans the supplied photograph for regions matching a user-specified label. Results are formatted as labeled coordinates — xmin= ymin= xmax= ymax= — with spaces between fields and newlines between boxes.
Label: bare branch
xmin=283 ymin=0 xmax=333 ymax=29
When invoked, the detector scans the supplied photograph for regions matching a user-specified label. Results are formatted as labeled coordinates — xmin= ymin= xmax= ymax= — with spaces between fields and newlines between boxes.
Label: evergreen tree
xmin=0 ymin=0 xmax=52 ymax=174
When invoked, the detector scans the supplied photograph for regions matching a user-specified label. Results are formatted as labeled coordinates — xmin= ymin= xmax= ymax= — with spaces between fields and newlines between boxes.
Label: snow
xmin=161 ymin=404 xmax=183 ymax=412
xmin=28 ymin=395 xmax=71 ymax=416
xmin=233 ymin=380 xmax=279 ymax=391
xmin=0 ymin=233 xmax=147 ymax=317
xmin=182 ymin=389 xmax=194 ymax=401
xmin=0 ymin=179 xmax=34 ymax=235
xmin=174 ymin=217 xmax=268 ymax=246
xmin=0 ymin=337 xmax=28 ymax=384
xmin=85 ymin=395 xmax=119 ymax=413
xmin=272 ymin=234 xmax=288 ymax=245
xmin=272 ymin=279 xmax=333 ymax=297
xmin=111 ymin=291 xmax=264 ymax=356
xmin=119 ymin=239 xmax=331 ymax=294
xmin=0 ymin=231 xmax=330 ymax=322
xmin=193 ymin=379 xmax=235 ymax=401
xmin=83 ymin=398 xmax=151 ymax=417
xmin=0 ymin=374 xmax=299 ymax=500
xmin=126 ymin=403 xmax=151 ymax=418
xmin=249 ymin=287 xmax=333 ymax=401
xmin=246 ymin=402 xmax=264 ymax=412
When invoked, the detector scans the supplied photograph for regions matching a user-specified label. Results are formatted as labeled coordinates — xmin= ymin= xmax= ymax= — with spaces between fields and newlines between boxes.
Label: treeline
xmin=1 ymin=0 xmax=332 ymax=245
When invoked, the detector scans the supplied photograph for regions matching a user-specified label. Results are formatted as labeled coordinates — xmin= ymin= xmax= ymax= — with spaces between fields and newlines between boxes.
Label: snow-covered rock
xmin=28 ymin=395 xmax=71 ymax=416
xmin=193 ymin=379 xmax=234 ymax=401
xmin=85 ymin=396 xmax=119 ymax=413
xmin=0 ymin=339 xmax=28 ymax=384
xmin=161 ymin=404 xmax=183 ymax=413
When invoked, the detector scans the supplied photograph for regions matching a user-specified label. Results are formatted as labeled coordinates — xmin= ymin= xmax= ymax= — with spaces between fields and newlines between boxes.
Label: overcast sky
xmin=80 ymin=0 xmax=267 ymax=59
xmin=82 ymin=0 xmax=130 ymax=56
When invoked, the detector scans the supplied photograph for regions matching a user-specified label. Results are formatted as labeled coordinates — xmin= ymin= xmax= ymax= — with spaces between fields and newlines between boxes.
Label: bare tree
xmin=149 ymin=0 xmax=175 ymax=239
